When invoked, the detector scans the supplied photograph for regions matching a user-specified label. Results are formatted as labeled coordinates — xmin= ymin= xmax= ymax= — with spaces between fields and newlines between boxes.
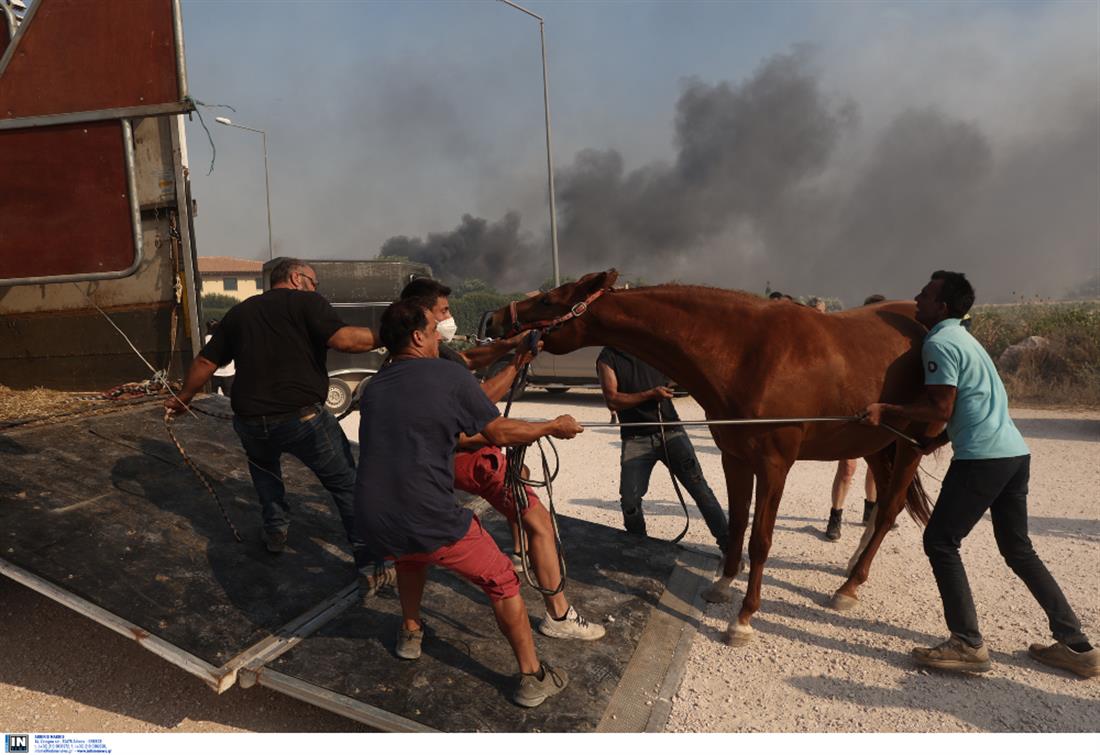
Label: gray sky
xmin=182 ymin=0 xmax=1100 ymax=304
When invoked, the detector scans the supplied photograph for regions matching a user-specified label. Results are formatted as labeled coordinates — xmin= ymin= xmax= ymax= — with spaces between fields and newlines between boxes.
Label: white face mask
xmin=437 ymin=316 xmax=458 ymax=342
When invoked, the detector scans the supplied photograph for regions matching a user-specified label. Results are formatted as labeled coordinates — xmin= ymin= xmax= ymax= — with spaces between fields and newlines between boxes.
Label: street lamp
xmin=214 ymin=116 xmax=274 ymax=261
xmin=498 ymin=0 xmax=561 ymax=287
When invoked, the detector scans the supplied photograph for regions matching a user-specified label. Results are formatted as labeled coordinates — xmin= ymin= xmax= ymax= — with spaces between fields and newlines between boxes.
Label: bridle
xmin=507 ymin=286 xmax=610 ymax=335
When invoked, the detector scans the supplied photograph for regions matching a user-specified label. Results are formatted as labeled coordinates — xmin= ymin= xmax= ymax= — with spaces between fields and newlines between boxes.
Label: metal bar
xmin=242 ymin=665 xmax=437 ymax=732
xmin=0 ymin=0 xmax=38 ymax=82
xmin=540 ymin=18 xmax=560 ymax=287
xmin=261 ymin=128 xmax=273 ymax=260
xmin=580 ymin=416 xmax=922 ymax=447
xmin=0 ymin=101 xmax=195 ymax=130
xmin=171 ymin=0 xmax=188 ymax=99
xmin=581 ymin=416 xmax=859 ymax=428
xmin=0 ymin=557 xmax=224 ymax=690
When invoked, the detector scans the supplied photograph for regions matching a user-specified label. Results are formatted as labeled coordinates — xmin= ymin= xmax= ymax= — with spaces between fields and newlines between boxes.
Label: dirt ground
xmin=1 ymin=392 xmax=1097 ymax=732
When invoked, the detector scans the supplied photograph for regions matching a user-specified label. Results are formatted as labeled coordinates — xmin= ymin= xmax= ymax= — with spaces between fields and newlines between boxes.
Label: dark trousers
xmin=923 ymin=455 xmax=1086 ymax=648
xmin=620 ymin=430 xmax=729 ymax=548
xmin=233 ymin=406 xmax=377 ymax=570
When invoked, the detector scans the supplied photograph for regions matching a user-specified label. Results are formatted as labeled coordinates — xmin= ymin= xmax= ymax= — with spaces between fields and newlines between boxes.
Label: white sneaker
xmin=537 ymin=605 xmax=606 ymax=641
xmin=510 ymin=552 xmax=525 ymax=573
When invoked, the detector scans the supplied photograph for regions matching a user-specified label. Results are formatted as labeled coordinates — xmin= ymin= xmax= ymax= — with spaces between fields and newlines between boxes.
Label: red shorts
xmin=393 ymin=516 xmax=520 ymax=602
xmin=453 ymin=446 xmax=543 ymax=523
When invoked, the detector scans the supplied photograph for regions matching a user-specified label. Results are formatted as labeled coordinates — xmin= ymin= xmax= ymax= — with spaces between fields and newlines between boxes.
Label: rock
xmin=997 ymin=335 xmax=1052 ymax=372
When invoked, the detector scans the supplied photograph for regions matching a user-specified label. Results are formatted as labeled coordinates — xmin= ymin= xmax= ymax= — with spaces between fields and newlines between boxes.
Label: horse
xmin=483 ymin=270 xmax=936 ymax=645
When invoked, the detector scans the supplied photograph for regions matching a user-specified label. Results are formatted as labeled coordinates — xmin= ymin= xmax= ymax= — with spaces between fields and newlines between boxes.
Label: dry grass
xmin=969 ymin=301 xmax=1100 ymax=408
xmin=0 ymin=385 xmax=96 ymax=424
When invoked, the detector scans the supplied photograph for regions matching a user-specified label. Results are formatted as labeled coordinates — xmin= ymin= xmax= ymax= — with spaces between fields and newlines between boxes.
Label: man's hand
xmin=164 ymin=393 xmax=192 ymax=417
xmin=510 ymin=330 xmax=543 ymax=370
xmin=548 ymin=415 xmax=584 ymax=439
xmin=650 ymin=386 xmax=675 ymax=401
xmin=859 ymin=403 xmax=888 ymax=427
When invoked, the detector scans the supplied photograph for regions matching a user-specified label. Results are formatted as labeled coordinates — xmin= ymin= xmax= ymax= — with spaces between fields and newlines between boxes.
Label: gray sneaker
xmin=1029 ymin=641 xmax=1100 ymax=679
xmin=912 ymin=635 xmax=991 ymax=673
xmin=263 ymin=529 xmax=288 ymax=553
xmin=514 ymin=663 xmax=569 ymax=708
xmin=537 ymin=605 xmax=606 ymax=641
xmin=395 ymin=625 xmax=423 ymax=660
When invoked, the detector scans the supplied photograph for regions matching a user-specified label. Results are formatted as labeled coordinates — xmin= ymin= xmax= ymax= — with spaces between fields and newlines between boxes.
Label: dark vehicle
xmin=261 ymin=259 xmax=432 ymax=414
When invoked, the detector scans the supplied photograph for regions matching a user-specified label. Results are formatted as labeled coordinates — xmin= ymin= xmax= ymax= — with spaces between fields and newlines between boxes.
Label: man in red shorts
xmin=354 ymin=299 xmax=584 ymax=707
xmin=399 ymin=278 xmax=605 ymax=641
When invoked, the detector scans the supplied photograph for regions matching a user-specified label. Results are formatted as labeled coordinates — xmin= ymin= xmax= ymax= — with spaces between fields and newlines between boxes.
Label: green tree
xmin=200 ymin=293 xmax=239 ymax=323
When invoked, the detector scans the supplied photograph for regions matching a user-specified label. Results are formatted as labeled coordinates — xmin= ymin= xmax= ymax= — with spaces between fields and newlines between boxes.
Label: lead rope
xmin=501 ymin=330 xmax=568 ymax=596
xmin=656 ymin=402 xmax=692 ymax=545
xmin=73 ymin=282 xmax=245 ymax=542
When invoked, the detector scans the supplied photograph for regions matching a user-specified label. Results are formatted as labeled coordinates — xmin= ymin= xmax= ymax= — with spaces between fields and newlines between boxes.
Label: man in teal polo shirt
xmin=861 ymin=270 xmax=1097 ymax=678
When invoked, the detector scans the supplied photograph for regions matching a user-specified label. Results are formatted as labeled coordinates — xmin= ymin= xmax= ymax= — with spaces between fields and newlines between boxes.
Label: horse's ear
xmin=573 ymin=269 xmax=619 ymax=294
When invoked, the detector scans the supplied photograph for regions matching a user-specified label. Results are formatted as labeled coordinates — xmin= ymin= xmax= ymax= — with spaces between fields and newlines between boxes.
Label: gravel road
xmin=1 ymin=392 xmax=1096 ymax=732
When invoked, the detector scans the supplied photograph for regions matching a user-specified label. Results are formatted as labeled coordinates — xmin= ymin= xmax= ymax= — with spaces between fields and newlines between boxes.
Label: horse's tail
xmin=879 ymin=443 xmax=934 ymax=526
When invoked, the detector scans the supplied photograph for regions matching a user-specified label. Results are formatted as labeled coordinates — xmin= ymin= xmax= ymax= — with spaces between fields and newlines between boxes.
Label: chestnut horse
xmin=484 ymin=270 xmax=935 ymax=645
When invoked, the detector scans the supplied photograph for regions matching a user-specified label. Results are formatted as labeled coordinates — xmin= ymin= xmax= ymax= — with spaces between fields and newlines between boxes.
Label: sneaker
xmin=510 ymin=552 xmax=526 ymax=574
xmin=623 ymin=508 xmax=647 ymax=536
xmin=825 ymin=509 xmax=843 ymax=541
xmin=1028 ymin=641 xmax=1100 ymax=679
xmin=395 ymin=625 xmax=423 ymax=660
xmin=358 ymin=563 xmax=397 ymax=601
xmin=263 ymin=529 xmax=288 ymax=554
xmin=514 ymin=663 xmax=569 ymax=708
xmin=912 ymin=635 xmax=991 ymax=673
xmin=537 ymin=605 xmax=606 ymax=641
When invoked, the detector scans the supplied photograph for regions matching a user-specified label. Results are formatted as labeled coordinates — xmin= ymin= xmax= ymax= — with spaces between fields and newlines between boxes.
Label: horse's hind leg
xmin=845 ymin=451 xmax=892 ymax=575
xmin=728 ymin=457 xmax=792 ymax=646
xmin=832 ymin=444 xmax=921 ymax=610
xmin=703 ymin=455 xmax=752 ymax=604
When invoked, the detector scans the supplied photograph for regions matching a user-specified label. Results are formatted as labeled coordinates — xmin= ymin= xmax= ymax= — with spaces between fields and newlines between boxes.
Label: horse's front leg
xmin=832 ymin=444 xmax=922 ymax=610
xmin=727 ymin=457 xmax=791 ymax=646
xmin=703 ymin=454 xmax=753 ymax=604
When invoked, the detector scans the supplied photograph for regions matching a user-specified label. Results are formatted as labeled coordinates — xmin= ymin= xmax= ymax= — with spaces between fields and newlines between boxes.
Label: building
xmin=198 ymin=256 xmax=264 ymax=301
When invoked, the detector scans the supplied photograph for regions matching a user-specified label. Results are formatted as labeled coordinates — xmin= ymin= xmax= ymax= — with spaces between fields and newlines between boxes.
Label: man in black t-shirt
xmin=597 ymin=348 xmax=729 ymax=551
xmin=166 ymin=258 xmax=388 ymax=587
xmin=355 ymin=299 xmax=582 ymax=707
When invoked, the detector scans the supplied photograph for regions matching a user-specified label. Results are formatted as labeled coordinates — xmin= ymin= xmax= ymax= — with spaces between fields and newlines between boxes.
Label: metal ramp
xmin=0 ymin=397 xmax=715 ymax=730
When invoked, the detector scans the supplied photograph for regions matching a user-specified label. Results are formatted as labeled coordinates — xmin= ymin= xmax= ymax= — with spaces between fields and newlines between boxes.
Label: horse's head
xmin=483 ymin=269 xmax=619 ymax=350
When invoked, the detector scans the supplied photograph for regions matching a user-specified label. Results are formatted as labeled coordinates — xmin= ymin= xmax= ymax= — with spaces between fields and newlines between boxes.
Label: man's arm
xmin=480 ymin=415 xmax=583 ymax=447
xmin=461 ymin=331 xmax=533 ymax=371
xmin=164 ymin=356 xmax=219 ymax=415
xmin=598 ymin=361 xmax=673 ymax=412
xmin=861 ymin=385 xmax=957 ymax=428
xmin=327 ymin=326 xmax=376 ymax=353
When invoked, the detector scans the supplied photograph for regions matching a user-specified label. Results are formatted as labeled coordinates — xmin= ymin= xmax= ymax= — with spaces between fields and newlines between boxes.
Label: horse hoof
xmin=702 ymin=584 xmax=733 ymax=604
xmin=831 ymin=591 xmax=859 ymax=611
xmin=726 ymin=624 xmax=754 ymax=646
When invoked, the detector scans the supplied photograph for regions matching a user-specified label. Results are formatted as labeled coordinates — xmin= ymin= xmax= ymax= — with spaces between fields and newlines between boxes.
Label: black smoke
xmin=385 ymin=46 xmax=1099 ymax=304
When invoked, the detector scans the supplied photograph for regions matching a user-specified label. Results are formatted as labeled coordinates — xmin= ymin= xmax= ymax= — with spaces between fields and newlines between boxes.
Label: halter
xmin=508 ymin=286 xmax=609 ymax=335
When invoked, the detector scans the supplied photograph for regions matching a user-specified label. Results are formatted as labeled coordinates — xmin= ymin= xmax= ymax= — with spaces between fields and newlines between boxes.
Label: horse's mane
xmin=614 ymin=283 xmax=765 ymax=306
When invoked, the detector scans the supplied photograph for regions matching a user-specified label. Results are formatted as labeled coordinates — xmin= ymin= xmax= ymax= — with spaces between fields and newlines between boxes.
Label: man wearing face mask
xmin=166 ymin=257 xmax=392 ymax=594
xmin=396 ymin=278 xmax=606 ymax=641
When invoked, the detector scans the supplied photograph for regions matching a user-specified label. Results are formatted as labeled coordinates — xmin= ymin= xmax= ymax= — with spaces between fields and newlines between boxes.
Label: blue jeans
xmin=232 ymin=405 xmax=377 ymax=569
xmin=923 ymin=455 xmax=1087 ymax=648
xmin=619 ymin=430 xmax=729 ymax=549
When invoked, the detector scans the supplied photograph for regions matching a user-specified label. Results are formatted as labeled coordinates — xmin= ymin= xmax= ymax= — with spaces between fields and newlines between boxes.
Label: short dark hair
xmin=269 ymin=257 xmax=308 ymax=286
xmin=205 ymin=318 xmax=219 ymax=334
xmin=400 ymin=277 xmax=451 ymax=302
xmin=930 ymin=270 xmax=975 ymax=317
xmin=380 ymin=299 xmax=430 ymax=352
xmin=768 ymin=291 xmax=785 ymax=300
xmin=863 ymin=294 xmax=886 ymax=305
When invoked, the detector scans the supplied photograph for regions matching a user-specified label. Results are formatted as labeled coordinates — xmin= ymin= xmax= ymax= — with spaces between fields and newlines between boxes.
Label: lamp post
xmin=214 ymin=116 xmax=274 ymax=261
xmin=498 ymin=0 xmax=560 ymax=287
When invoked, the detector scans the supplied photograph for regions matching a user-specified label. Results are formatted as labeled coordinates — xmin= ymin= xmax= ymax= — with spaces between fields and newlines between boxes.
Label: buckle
xmin=570 ymin=302 xmax=588 ymax=316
